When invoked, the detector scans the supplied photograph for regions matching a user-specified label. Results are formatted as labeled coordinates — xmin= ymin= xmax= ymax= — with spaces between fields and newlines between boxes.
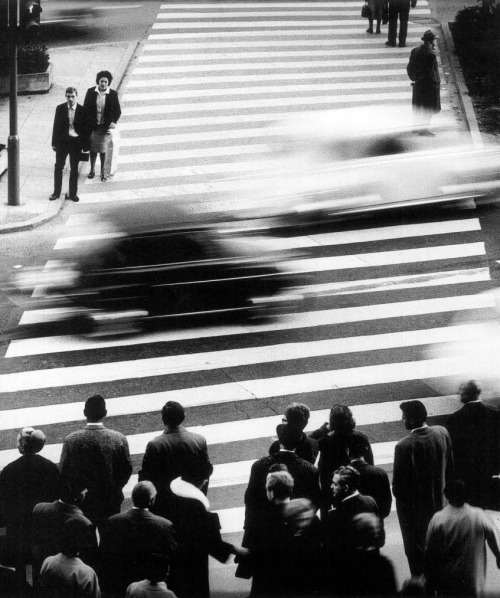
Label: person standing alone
xmin=50 ymin=87 xmax=91 ymax=202
xmin=407 ymin=30 xmax=441 ymax=135
xmin=385 ymin=0 xmax=415 ymax=47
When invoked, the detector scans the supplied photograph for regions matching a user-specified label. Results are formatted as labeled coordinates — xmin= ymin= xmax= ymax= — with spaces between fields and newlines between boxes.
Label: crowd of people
xmin=1 ymin=381 xmax=500 ymax=597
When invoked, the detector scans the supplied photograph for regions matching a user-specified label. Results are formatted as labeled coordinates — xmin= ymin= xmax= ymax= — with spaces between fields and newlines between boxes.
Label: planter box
xmin=0 ymin=62 xmax=53 ymax=95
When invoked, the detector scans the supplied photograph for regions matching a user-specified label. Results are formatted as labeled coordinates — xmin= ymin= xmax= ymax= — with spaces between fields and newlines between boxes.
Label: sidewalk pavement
xmin=0 ymin=40 xmax=138 ymax=232
xmin=0 ymin=0 xmax=482 ymax=234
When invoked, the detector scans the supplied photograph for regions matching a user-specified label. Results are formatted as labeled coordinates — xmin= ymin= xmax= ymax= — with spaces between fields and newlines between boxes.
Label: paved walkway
xmin=0 ymin=40 xmax=137 ymax=230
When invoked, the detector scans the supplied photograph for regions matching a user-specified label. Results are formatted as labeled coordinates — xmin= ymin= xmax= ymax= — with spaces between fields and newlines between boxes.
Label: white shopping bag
xmin=103 ymin=127 xmax=120 ymax=177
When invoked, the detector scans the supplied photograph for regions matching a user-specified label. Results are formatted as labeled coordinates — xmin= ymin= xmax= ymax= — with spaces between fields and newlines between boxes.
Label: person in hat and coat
xmin=407 ymin=30 xmax=441 ymax=135
xmin=392 ymin=400 xmax=453 ymax=577
xmin=0 ymin=427 xmax=60 ymax=588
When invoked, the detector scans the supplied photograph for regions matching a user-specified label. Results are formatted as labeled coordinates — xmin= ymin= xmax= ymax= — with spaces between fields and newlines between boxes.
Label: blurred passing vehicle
xmin=224 ymin=106 xmax=500 ymax=226
xmin=9 ymin=203 xmax=302 ymax=338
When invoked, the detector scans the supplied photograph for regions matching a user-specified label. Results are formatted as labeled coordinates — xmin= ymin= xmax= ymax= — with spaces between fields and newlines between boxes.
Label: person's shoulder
xmin=149 ymin=511 xmax=174 ymax=528
xmin=33 ymin=500 xmax=56 ymax=514
xmin=429 ymin=424 xmax=451 ymax=438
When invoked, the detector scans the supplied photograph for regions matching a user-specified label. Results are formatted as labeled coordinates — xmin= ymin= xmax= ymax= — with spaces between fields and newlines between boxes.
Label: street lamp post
xmin=8 ymin=0 xmax=20 ymax=206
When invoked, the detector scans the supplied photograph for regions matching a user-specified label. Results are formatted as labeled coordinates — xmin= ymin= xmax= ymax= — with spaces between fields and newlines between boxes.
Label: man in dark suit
xmin=446 ymin=380 xmax=500 ymax=510
xmin=139 ymin=401 xmax=214 ymax=519
xmin=32 ymin=476 xmax=97 ymax=582
xmin=323 ymin=465 xmax=380 ymax=594
xmin=244 ymin=423 xmax=321 ymax=535
xmin=349 ymin=439 xmax=392 ymax=519
xmin=99 ymin=481 xmax=177 ymax=597
xmin=393 ymin=400 xmax=453 ymax=576
xmin=385 ymin=0 xmax=416 ymax=47
xmin=50 ymin=87 xmax=91 ymax=202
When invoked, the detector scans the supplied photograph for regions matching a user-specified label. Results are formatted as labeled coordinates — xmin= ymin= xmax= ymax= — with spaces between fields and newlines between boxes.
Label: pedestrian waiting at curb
xmin=50 ymin=87 xmax=92 ymax=203
xmin=84 ymin=70 xmax=122 ymax=182
xmin=407 ymin=30 xmax=441 ymax=135
xmin=385 ymin=0 xmax=416 ymax=47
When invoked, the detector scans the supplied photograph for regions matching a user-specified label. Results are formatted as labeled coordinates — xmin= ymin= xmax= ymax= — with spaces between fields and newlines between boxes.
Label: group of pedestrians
xmin=50 ymin=70 xmax=121 ymax=203
xmin=1 ymin=382 xmax=500 ymax=597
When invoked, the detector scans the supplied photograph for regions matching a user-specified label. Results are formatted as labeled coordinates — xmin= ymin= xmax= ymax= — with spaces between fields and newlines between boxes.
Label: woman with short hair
xmin=83 ymin=70 xmax=121 ymax=182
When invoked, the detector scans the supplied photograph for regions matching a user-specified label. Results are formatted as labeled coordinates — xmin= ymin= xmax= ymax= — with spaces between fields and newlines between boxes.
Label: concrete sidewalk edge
xmin=0 ymin=40 xmax=139 ymax=235
xmin=439 ymin=21 xmax=484 ymax=148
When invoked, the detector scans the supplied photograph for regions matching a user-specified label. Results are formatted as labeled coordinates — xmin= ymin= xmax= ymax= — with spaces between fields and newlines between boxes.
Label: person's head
xmin=331 ymin=465 xmax=360 ymax=501
xmin=329 ymin=404 xmax=356 ymax=435
xmin=400 ymin=400 xmax=427 ymax=430
xmin=459 ymin=380 xmax=482 ymax=404
xmin=17 ymin=427 xmax=46 ymax=455
xmin=276 ymin=423 xmax=302 ymax=451
xmin=61 ymin=518 xmax=91 ymax=558
xmin=84 ymin=394 xmax=106 ymax=423
xmin=282 ymin=498 xmax=316 ymax=532
xmin=421 ymin=29 xmax=437 ymax=47
xmin=283 ymin=403 xmax=310 ymax=432
xmin=95 ymin=70 xmax=113 ymax=91
xmin=60 ymin=476 xmax=89 ymax=506
xmin=65 ymin=87 xmax=78 ymax=107
xmin=144 ymin=553 xmax=170 ymax=584
xmin=161 ymin=401 xmax=185 ymax=428
xmin=132 ymin=481 xmax=157 ymax=509
xmin=350 ymin=512 xmax=384 ymax=550
xmin=266 ymin=469 xmax=294 ymax=503
xmin=348 ymin=438 xmax=368 ymax=461
xmin=445 ymin=479 xmax=468 ymax=507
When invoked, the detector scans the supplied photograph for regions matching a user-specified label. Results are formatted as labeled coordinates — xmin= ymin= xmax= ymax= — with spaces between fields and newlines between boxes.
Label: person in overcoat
xmin=83 ymin=70 xmax=122 ymax=181
xmin=446 ymin=380 xmax=500 ymax=510
xmin=407 ymin=30 xmax=441 ymax=134
xmin=166 ymin=473 xmax=246 ymax=598
xmin=0 ymin=427 xmax=60 ymax=587
xmin=322 ymin=466 xmax=380 ymax=595
xmin=366 ymin=0 xmax=387 ymax=34
xmin=139 ymin=401 xmax=213 ymax=520
xmin=393 ymin=400 xmax=453 ymax=577
xmin=50 ymin=86 xmax=91 ymax=202
xmin=99 ymin=482 xmax=177 ymax=597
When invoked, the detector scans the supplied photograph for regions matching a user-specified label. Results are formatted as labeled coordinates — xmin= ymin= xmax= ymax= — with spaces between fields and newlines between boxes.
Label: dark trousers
xmin=397 ymin=503 xmax=433 ymax=577
xmin=388 ymin=1 xmax=410 ymax=45
xmin=54 ymin=136 xmax=81 ymax=197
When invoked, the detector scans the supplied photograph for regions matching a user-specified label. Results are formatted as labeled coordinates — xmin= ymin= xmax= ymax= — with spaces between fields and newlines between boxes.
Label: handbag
xmin=79 ymin=151 xmax=90 ymax=162
xmin=361 ymin=2 xmax=371 ymax=18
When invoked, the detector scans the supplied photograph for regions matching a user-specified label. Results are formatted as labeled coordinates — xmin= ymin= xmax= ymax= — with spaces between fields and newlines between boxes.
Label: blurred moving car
xmin=224 ymin=106 xmax=500 ymax=226
xmin=10 ymin=203 xmax=302 ymax=337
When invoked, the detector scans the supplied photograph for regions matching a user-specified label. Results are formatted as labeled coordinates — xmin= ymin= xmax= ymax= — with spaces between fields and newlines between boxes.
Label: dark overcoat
xmin=446 ymin=401 xmax=500 ymax=510
xmin=407 ymin=43 xmax=441 ymax=113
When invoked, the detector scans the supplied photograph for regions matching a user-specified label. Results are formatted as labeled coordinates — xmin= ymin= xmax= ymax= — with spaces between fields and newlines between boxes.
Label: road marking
xmin=148 ymin=26 xmax=426 ymax=39
xmin=122 ymin=92 xmax=412 ymax=116
xmin=114 ymin=144 xmax=270 ymax=163
xmin=125 ymin=80 xmax=408 ymax=103
xmin=152 ymin=19 xmax=423 ymax=28
xmin=159 ymin=2 xmax=429 ymax=7
xmin=137 ymin=47 xmax=422 ymax=62
xmin=126 ymin=69 xmax=406 ymax=89
xmin=155 ymin=10 xmax=429 ymax=18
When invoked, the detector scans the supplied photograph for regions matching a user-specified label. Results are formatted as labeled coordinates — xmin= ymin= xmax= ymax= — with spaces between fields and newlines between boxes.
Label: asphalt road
xmin=39 ymin=0 xmax=161 ymax=47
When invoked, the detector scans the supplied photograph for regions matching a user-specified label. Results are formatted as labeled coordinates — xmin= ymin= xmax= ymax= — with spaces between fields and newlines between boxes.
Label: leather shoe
xmin=385 ymin=41 xmax=396 ymax=47
xmin=65 ymin=193 xmax=80 ymax=202
xmin=87 ymin=171 xmax=95 ymax=179
xmin=49 ymin=193 xmax=60 ymax=201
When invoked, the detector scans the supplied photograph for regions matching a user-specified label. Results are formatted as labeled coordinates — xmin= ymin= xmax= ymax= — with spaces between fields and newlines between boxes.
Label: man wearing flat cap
xmin=392 ymin=400 xmax=453 ymax=576
xmin=406 ymin=30 xmax=441 ymax=135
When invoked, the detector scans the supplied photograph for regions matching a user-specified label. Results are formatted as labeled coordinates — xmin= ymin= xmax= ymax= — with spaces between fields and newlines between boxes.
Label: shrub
xmin=0 ymin=35 xmax=50 ymax=77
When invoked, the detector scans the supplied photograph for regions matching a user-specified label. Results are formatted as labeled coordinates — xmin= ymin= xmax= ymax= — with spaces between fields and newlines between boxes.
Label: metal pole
xmin=8 ymin=0 xmax=20 ymax=206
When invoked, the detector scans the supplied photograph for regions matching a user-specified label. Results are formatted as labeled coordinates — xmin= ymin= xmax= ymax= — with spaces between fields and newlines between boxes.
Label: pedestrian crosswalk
xmin=81 ymin=0 xmax=459 ymax=206
xmin=1 ymin=1 xmax=493 ymax=589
